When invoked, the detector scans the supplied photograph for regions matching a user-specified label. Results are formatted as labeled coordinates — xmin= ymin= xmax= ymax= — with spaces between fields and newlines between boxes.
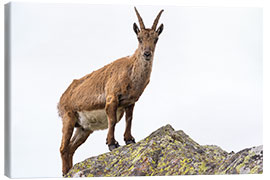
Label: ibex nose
xmin=143 ymin=51 xmax=152 ymax=58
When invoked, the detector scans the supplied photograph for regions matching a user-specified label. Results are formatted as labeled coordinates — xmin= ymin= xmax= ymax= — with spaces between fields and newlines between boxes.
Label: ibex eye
xmin=138 ymin=37 xmax=142 ymax=43
xmin=154 ymin=38 xmax=159 ymax=44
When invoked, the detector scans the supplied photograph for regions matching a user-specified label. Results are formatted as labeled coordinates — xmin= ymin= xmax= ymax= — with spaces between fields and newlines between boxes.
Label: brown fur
xmin=58 ymin=7 xmax=164 ymax=175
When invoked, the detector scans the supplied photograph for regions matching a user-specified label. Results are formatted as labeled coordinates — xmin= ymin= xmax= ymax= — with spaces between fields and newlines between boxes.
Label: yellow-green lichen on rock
xmin=65 ymin=124 xmax=263 ymax=177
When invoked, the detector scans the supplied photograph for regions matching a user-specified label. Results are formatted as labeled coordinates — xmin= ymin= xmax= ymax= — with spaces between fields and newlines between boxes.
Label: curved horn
xmin=151 ymin=9 xmax=164 ymax=30
xmin=134 ymin=7 xmax=145 ymax=29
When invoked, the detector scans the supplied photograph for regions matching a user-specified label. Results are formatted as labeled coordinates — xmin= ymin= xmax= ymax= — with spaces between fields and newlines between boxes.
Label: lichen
xmin=64 ymin=124 xmax=263 ymax=177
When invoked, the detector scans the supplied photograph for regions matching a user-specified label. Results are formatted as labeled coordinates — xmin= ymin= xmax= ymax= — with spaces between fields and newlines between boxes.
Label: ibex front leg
xmin=105 ymin=95 xmax=120 ymax=151
xmin=124 ymin=104 xmax=136 ymax=145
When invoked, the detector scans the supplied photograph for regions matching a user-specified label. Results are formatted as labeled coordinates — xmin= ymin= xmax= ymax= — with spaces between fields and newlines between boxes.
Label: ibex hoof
xmin=108 ymin=141 xmax=120 ymax=151
xmin=125 ymin=138 xmax=136 ymax=145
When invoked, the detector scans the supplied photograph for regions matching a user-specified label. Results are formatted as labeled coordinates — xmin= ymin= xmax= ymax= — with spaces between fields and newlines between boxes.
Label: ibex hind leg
xmin=69 ymin=127 xmax=93 ymax=158
xmin=60 ymin=112 xmax=76 ymax=176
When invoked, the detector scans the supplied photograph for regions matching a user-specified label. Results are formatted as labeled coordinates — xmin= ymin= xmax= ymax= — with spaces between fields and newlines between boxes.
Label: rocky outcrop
xmin=65 ymin=124 xmax=263 ymax=177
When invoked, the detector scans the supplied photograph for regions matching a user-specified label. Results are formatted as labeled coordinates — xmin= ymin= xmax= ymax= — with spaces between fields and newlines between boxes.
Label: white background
xmin=0 ymin=0 xmax=269 ymax=180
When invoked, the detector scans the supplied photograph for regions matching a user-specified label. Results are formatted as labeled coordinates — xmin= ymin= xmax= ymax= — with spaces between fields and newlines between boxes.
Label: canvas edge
xmin=4 ymin=2 xmax=12 ymax=178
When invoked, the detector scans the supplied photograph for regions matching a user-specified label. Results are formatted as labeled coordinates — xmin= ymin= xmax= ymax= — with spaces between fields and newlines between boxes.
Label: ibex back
xmin=58 ymin=7 xmax=164 ymax=175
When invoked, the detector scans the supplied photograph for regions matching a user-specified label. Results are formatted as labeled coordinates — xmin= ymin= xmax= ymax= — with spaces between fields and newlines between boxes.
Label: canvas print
xmin=5 ymin=2 xmax=263 ymax=178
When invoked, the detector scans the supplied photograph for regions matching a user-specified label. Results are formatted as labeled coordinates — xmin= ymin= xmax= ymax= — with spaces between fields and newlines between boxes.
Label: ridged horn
xmin=134 ymin=7 xmax=145 ymax=29
xmin=151 ymin=9 xmax=164 ymax=30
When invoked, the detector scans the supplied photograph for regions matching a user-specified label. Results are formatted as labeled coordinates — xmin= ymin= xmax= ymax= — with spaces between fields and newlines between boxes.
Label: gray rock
xmin=64 ymin=124 xmax=263 ymax=177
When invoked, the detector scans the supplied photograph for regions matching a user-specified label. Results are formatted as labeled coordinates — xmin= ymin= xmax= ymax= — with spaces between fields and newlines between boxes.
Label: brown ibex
xmin=58 ymin=7 xmax=164 ymax=175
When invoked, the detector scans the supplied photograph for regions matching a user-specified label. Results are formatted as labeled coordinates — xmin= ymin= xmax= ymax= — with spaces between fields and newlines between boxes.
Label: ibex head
xmin=133 ymin=7 xmax=164 ymax=61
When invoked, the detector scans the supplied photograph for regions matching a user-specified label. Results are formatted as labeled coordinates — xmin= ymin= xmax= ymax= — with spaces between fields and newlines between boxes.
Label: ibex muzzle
xmin=58 ymin=7 xmax=164 ymax=175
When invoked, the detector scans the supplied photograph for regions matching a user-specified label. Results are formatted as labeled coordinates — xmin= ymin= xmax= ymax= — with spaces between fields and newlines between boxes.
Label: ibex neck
xmin=130 ymin=49 xmax=153 ymax=84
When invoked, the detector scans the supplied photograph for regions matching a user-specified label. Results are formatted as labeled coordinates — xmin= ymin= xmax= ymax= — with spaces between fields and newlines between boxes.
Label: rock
xmin=64 ymin=124 xmax=263 ymax=177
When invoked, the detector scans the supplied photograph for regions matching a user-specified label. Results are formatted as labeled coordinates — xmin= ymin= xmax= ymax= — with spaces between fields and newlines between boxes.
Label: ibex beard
xmin=58 ymin=7 xmax=164 ymax=175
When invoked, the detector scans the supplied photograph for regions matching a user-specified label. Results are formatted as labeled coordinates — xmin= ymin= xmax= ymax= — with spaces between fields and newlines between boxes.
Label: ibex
xmin=58 ymin=7 xmax=164 ymax=175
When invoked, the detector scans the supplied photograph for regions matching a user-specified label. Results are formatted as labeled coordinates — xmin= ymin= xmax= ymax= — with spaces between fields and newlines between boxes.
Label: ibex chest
xmin=118 ymin=80 xmax=150 ymax=107
xmin=116 ymin=62 xmax=151 ymax=105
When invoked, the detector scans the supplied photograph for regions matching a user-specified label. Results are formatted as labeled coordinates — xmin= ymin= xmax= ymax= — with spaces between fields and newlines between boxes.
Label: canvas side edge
xmin=4 ymin=2 xmax=12 ymax=178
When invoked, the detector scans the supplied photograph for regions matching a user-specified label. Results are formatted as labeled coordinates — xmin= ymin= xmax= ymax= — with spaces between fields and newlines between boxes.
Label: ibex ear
xmin=156 ymin=24 xmax=164 ymax=35
xmin=133 ymin=23 xmax=140 ymax=35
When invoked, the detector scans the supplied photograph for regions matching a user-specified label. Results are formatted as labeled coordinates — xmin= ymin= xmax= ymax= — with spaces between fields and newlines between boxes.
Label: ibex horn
xmin=151 ymin=9 xmax=164 ymax=30
xmin=134 ymin=7 xmax=145 ymax=29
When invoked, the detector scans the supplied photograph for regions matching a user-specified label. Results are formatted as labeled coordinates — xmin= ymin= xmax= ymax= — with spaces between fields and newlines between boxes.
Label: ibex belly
xmin=77 ymin=108 xmax=124 ymax=131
